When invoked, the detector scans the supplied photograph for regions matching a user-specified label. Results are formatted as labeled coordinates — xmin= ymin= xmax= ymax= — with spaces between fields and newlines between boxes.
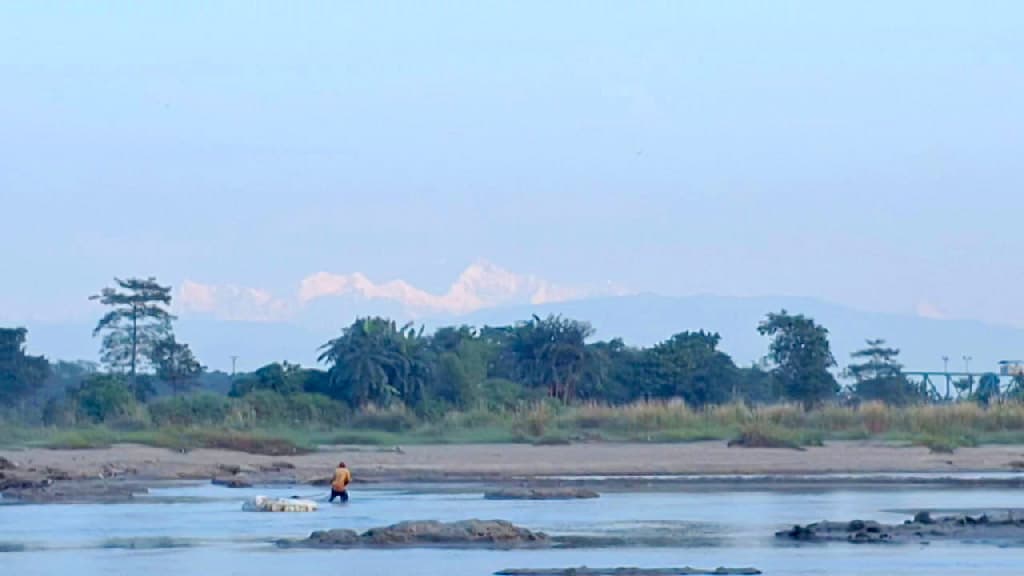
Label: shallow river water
xmin=2 ymin=482 xmax=1023 ymax=575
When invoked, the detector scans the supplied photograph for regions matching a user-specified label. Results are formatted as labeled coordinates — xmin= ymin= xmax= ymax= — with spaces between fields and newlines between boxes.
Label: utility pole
xmin=942 ymin=356 xmax=950 ymax=400
xmin=963 ymin=355 xmax=973 ymax=396
xmin=230 ymin=356 xmax=238 ymax=378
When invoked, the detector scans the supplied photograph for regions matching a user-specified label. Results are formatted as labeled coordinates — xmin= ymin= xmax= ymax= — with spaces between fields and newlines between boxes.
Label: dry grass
xmin=13 ymin=400 xmax=1024 ymax=449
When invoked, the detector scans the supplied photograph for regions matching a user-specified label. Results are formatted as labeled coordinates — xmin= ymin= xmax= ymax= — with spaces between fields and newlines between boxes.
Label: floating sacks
xmin=242 ymin=495 xmax=318 ymax=512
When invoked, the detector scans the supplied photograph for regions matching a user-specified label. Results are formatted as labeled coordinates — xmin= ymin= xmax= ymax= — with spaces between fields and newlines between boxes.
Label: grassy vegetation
xmin=4 ymin=400 xmax=1024 ymax=453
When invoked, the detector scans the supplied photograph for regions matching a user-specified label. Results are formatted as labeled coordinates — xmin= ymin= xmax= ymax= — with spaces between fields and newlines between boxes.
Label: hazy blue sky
xmin=2 ymin=1 xmax=1022 ymax=327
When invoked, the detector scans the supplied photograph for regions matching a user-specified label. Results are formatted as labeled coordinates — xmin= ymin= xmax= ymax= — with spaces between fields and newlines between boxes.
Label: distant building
xmin=998 ymin=360 xmax=1024 ymax=376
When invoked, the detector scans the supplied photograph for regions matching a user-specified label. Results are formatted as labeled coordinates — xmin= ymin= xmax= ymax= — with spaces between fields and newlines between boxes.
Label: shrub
xmin=148 ymin=394 xmax=231 ymax=427
xmin=859 ymin=401 xmax=890 ymax=434
xmin=155 ymin=429 xmax=312 ymax=455
xmin=350 ymin=405 xmax=418 ymax=432
xmin=513 ymin=403 xmax=555 ymax=438
xmin=69 ymin=376 xmax=139 ymax=425
xmin=234 ymin=391 xmax=348 ymax=426
xmin=729 ymin=421 xmax=822 ymax=450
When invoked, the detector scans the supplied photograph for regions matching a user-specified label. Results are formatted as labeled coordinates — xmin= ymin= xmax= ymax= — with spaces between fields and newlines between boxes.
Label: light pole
xmin=963 ymin=355 xmax=972 ymax=374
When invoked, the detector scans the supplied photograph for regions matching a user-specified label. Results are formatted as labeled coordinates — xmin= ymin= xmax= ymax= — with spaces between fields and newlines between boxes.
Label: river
xmin=2 ymin=481 xmax=1023 ymax=575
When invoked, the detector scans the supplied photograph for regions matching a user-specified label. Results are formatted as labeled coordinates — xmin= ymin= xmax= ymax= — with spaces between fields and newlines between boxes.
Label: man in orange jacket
xmin=329 ymin=461 xmax=352 ymax=503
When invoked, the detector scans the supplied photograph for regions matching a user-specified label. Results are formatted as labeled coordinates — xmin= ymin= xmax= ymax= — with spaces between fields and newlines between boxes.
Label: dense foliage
xmin=1 ymin=280 xmax=1020 ymax=429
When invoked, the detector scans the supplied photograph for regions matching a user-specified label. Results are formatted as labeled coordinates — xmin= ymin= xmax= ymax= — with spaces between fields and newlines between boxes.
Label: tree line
xmin=3 ymin=277 xmax=1022 ymax=425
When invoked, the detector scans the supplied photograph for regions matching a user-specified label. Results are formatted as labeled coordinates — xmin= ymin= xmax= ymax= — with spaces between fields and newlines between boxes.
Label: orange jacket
xmin=331 ymin=467 xmax=351 ymax=492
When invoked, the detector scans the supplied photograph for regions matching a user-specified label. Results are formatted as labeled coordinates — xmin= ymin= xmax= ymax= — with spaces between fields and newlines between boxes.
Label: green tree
xmin=578 ymin=339 xmax=643 ymax=403
xmin=847 ymin=339 xmax=923 ymax=405
xmin=974 ymin=372 xmax=1001 ymax=406
xmin=429 ymin=327 xmax=490 ymax=409
xmin=318 ymin=317 xmax=429 ymax=408
xmin=643 ymin=331 xmax=739 ymax=406
xmin=68 ymin=374 xmax=138 ymax=424
xmin=509 ymin=315 xmax=594 ymax=402
xmin=733 ymin=362 xmax=779 ymax=405
xmin=91 ymin=278 xmax=175 ymax=380
xmin=149 ymin=336 xmax=204 ymax=395
xmin=230 ymin=362 xmax=309 ymax=397
xmin=0 ymin=327 xmax=51 ymax=407
xmin=757 ymin=310 xmax=838 ymax=409
xmin=1006 ymin=373 xmax=1024 ymax=400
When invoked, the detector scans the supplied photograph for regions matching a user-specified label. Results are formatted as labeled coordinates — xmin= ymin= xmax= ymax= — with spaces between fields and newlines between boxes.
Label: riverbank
xmin=3 ymin=441 xmax=1024 ymax=492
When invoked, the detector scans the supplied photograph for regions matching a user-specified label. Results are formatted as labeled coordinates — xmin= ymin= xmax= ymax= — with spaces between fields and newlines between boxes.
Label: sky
xmin=1 ymin=1 xmax=1023 ymax=330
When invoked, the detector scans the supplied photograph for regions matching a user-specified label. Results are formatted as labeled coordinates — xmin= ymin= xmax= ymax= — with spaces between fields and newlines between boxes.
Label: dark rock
xmin=285 ymin=519 xmax=549 ymax=549
xmin=363 ymin=519 xmax=548 ymax=546
xmin=848 ymin=531 xmax=891 ymax=544
xmin=260 ymin=461 xmax=296 ymax=472
xmin=42 ymin=468 xmax=71 ymax=482
xmin=0 ymin=457 xmax=16 ymax=470
xmin=304 ymin=529 xmax=360 ymax=546
xmin=211 ymin=476 xmax=253 ymax=488
xmin=100 ymin=464 xmax=136 ymax=479
xmin=101 ymin=537 xmax=193 ymax=549
xmin=217 ymin=464 xmax=242 ymax=476
xmin=0 ymin=542 xmax=28 ymax=553
xmin=777 ymin=512 xmax=1024 ymax=544
xmin=485 ymin=488 xmax=600 ymax=500
xmin=2 ymin=480 xmax=147 ymax=503
xmin=495 ymin=568 xmax=761 ymax=575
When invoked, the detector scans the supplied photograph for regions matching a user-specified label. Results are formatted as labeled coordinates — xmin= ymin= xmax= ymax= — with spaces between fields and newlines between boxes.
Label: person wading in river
xmin=329 ymin=461 xmax=352 ymax=503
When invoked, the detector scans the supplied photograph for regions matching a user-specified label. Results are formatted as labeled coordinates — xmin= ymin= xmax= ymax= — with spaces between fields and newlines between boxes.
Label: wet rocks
xmin=101 ymin=537 xmax=193 ymax=549
xmin=305 ymin=529 xmax=360 ymax=546
xmin=496 ymin=568 xmax=761 ymax=576
xmin=485 ymin=487 xmax=600 ymax=500
xmin=776 ymin=511 xmax=1024 ymax=544
xmin=259 ymin=461 xmax=296 ymax=472
xmin=0 ymin=466 xmax=74 ymax=497
xmin=283 ymin=519 xmax=549 ymax=549
xmin=2 ymin=480 xmax=147 ymax=503
xmin=364 ymin=519 xmax=548 ymax=546
xmin=216 ymin=464 xmax=242 ymax=476
xmin=211 ymin=476 xmax=253 ymax=488
xmin=0 ymin=457 xmax=16 ymax=470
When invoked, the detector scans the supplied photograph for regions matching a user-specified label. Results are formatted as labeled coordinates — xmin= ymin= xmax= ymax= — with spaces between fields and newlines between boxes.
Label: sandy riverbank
xmin=3 ymin=441 xmax=1024 ymax=485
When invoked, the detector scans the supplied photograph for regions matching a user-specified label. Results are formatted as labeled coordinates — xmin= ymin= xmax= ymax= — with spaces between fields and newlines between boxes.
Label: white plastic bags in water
xmin=242 ymin=495 xmax=318 ymax=512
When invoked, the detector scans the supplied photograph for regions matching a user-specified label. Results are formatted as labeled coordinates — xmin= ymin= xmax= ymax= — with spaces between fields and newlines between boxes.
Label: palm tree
xmin=510 ymin=315 xmax=593 ymax=402
xmin=318 ymin=317 xmax=429 ymax=408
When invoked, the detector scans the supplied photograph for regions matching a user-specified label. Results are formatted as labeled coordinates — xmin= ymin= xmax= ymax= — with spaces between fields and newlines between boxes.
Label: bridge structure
xmin=903 ymin=371 xmax=974 ymax=401
xmin=904 ymin=361 xmax=1024 ymax=401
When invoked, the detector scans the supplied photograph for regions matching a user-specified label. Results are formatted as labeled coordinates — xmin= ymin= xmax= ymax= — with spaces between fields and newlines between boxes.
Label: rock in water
xmin=485 ymin=488 xmax=600 ymax=500
xmin=495 ymin=568 xmax=761 ymax=575
xmin=363 ymin=519 xmax=548 ymax=546
xmin=0 ymin=457 xmax=16 ymax=470
xmin=775 ymin=512 xmax=1024 ymax=544
xmin=284 ymin=519 xmax=549 ymax=548
xmin=243 ymin=496 xmax=318 ymax=512
xmin=303 ymin=529 xmax=361 ymax=546
xmin=212 ymin=477 xmax=253 ymax=488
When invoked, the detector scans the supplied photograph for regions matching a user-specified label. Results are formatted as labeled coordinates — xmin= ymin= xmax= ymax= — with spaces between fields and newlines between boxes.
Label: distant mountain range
xmin=22 ymin=293 xmax=1024 ymax=376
